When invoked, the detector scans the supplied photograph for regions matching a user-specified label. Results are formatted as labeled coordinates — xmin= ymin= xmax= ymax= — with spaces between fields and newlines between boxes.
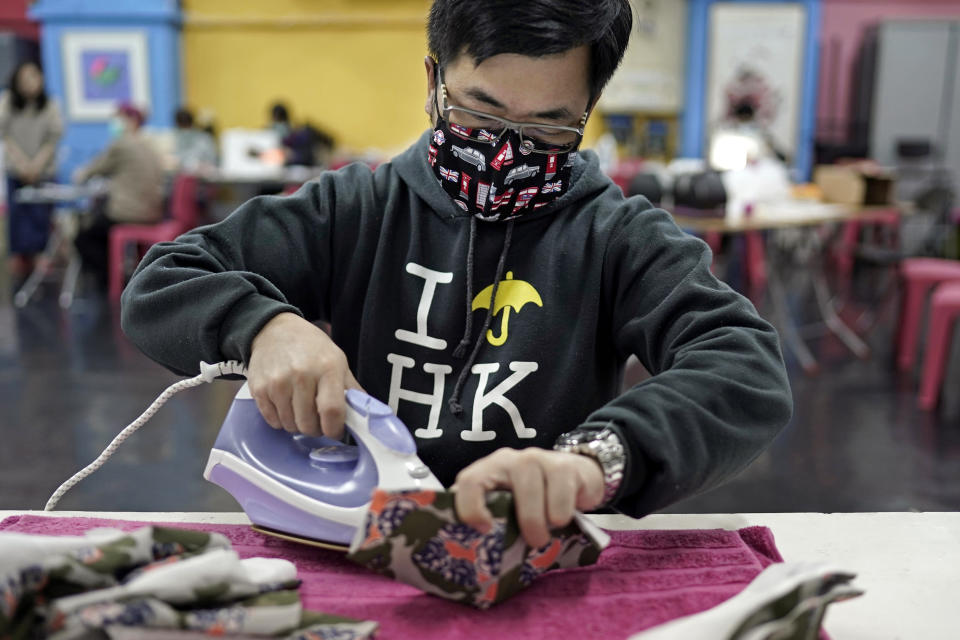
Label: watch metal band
xmin=553 ymin=426 xmax=625 ymax=506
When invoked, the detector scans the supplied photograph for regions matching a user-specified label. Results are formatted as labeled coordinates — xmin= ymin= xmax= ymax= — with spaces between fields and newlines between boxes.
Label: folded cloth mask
xmin=630 ymin=562 xmax=864 ymax=640
xmin=346 ymin=489 xmax=610 ymax=609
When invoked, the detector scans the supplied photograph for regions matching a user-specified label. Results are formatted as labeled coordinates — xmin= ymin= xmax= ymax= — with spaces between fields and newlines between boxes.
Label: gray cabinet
xmin=947 ymin=28 xmax=960 ymax=190
xmin=870 ymin=20 xmax=960 ymax=188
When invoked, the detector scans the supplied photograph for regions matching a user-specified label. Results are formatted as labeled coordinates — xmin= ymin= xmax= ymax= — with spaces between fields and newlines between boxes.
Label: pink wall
xmin=817 ymin=0 xmax=960 ymax=142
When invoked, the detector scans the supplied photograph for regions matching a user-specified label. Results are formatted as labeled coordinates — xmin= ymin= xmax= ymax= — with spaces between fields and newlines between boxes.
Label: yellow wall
xmin=181 ymin=0 xmax=434 ymax=155
xmin=181 ymin=0 xmax=604 ymax=155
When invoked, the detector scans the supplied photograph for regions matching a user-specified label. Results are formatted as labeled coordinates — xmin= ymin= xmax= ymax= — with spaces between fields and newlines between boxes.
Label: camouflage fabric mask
xmin=347 ymin=489 xmax=610 ymax=609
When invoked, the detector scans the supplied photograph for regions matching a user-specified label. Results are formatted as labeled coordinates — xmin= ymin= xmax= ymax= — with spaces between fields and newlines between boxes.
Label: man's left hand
xmin=452 ymin=447 xmax=605 ymax=549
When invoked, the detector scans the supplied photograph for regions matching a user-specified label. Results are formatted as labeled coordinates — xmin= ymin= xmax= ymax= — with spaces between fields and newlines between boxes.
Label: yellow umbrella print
xmin=471 ymin=271 xmax=543 ymax=346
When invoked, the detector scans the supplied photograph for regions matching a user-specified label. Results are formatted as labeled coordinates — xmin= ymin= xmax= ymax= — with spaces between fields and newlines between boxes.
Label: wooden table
xmin=2 ymin=510 xmax=955 ymax=639
xmin=674 ymin=201 xmax=904 ymax=374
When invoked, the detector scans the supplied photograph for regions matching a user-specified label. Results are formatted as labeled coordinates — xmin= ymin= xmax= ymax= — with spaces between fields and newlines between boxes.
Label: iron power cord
xmin=44 ymin=361 xmax=247 ymax=511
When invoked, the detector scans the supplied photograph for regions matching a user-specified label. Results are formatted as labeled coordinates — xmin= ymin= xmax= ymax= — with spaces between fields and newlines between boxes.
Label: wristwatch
xmin=553 ymin=426 xmax=626 ymax=507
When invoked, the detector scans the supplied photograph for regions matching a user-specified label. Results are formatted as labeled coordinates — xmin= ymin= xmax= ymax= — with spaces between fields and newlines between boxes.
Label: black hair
xmin=271 ymin=102 xmax=290 ymax=124
xmin=427 ymin=0 xmax=633 ymax=101
xmin=733 ymin=100 xmax=756 ymax=121
xmin=7 ymin=60 xmax=48 ymax=112
xmin=175 ymin=107 xmax=194 ymax=128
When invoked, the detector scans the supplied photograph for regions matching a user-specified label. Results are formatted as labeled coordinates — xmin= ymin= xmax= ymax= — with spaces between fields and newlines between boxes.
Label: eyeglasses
xmin=436 ymin=68 xmax=587 ymax=155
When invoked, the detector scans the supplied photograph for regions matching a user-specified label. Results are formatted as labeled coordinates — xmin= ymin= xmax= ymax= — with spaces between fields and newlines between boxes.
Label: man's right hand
xmin=247 ymin=312 xmax=362 ymax=439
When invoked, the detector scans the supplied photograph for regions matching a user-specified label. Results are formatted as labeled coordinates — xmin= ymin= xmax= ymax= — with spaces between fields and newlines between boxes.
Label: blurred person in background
xmin=0 ymin=61 xmax=63 ymax=281
xmin=266 ymin=101 xmax=335 ymax=167
xmin=268 ymin=102 xmax=292 ymax=139
xmin=728 ymin=99 xmax=788 ymax=165
xmin=173 ymin=106 xmax=217 ymax=172
xmin=73 ymin=103 xmax=164 ymax=287
xmin=196 ymin=108 xmax=218 ymax=142
xmin=710 ymin=69 xmax=789 ymax=172
xmin=282 ymin=121 xmax=335 ymax=168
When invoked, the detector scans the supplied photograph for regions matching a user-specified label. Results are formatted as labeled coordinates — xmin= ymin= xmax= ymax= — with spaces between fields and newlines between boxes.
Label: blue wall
xmin=682 ymin=0 xmax=821 ymax=180
xmin=29 ymin=0 xmax=181 ymax=181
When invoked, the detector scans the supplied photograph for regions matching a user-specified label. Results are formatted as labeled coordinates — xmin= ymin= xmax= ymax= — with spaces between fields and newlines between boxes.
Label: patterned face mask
xmin=347 ymin=489 xmax=609 ymax=609
xmin=428 ymin=117 xmax=577 ymax=222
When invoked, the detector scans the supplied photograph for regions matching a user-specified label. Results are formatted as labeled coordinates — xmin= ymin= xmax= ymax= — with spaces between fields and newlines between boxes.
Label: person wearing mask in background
xmin=172 ymin=106 xmax=217 ymax=172
xmin=73 ymin=103 xmax=164 ymax=287
xmin=0 ymin=61 xmax=63 ymax=281
xmin=269 ymin=102 xmax=291 ymax=140
xmin=123 ymin=0 xmax=792 ymax=549
xmin=265 ymin=101 xmax=332 ymax=167
xmin=195 ymin=108 xmax=218 ymax=145
xmin=727 ymin=99 xmax=788 ymax=166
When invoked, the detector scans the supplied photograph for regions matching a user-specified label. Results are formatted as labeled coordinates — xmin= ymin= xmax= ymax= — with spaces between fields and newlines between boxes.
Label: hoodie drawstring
xmin=451 ymin=216 xmax=478 ymax=359
xmin=448 ymin=219 xmax=515 ymax=416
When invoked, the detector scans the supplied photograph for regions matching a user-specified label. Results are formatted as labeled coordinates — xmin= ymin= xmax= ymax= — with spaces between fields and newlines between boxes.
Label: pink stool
xmin=918 ymin=281 xmax=960 ymax=409
xmin=896 ymin=258 xmax=960 ymax=371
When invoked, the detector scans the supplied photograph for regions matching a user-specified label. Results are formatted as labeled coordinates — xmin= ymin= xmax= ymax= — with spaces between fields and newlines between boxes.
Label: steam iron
xmin=204 ymin=385 xmax=443 ymax=549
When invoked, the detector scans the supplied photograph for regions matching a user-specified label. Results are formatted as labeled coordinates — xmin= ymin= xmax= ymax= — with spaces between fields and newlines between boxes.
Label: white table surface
xmin=2 ymin=511 xmax=956 ymax=639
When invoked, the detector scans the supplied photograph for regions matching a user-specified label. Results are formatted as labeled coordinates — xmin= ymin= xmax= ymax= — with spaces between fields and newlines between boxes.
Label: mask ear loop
xmin=573 ymin=91 xmax=595 ymax=149
xmin=566 ymin=109 xmax=589 ymax=154
xmin=432 ymin=59 xmax=447 ymax=124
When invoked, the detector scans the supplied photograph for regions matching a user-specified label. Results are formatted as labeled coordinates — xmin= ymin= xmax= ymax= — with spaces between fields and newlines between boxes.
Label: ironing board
xmin=1 ymin=511 xmax=955 ymax=639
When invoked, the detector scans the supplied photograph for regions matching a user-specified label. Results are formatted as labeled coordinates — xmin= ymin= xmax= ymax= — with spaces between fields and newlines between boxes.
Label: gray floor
xmin=1 ymin=262 xmax=958 ymax=515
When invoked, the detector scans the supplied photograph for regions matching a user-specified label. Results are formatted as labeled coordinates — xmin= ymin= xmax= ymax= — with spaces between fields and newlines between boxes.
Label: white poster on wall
xmin=706 ymin=3 xmax=806 ymax=159
xmin=598 ymin=0 xmax=687 ymax=112
xmin=61 ymin=31 xmax=151 ymax=121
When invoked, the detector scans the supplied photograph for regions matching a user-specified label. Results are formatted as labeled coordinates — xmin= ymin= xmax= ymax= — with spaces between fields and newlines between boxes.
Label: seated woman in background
xmin=173 ymin=106 xmax=217 ymax=172
xmin=0 ymin=60 xmax=63 ymax=281
xmin=73 ymin=104 xmax=164 ymax=287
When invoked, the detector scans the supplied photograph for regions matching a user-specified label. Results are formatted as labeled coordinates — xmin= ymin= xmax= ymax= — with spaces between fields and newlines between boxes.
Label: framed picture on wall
xmin=61 ymin=31 xmax=151 ymax=121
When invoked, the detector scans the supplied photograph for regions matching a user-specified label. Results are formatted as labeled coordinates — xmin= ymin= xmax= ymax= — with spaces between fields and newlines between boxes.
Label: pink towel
xmin=1 ymin=515 xmax=783 ymax=639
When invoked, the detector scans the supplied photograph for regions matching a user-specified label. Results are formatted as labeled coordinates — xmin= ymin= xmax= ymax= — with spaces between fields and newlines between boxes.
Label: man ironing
xmin=123 ymin=0 xmax=792 ymax=549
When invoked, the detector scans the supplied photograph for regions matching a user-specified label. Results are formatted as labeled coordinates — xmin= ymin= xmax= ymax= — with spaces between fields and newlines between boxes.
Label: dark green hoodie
xmin=122 ymin=130 xmax=792 ymax=518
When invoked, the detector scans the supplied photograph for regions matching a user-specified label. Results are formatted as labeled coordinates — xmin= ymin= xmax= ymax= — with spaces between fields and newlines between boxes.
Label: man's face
xmin=424 ymin=46 xmax=592 ymax=131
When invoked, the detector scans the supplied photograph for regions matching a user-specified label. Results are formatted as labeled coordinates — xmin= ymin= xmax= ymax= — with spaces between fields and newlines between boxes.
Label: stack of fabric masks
xmin=0 ymin=525 xmax=378 ymax=639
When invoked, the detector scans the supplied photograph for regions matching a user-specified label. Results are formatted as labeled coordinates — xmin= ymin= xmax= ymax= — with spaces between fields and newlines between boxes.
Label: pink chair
xmin=918 ymin=281 xmax=960 ymax=409
xmin=896 ymin=258 xmax=960 ymax=372
xmin=109 ymin=174 xmax=200 ymax=300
